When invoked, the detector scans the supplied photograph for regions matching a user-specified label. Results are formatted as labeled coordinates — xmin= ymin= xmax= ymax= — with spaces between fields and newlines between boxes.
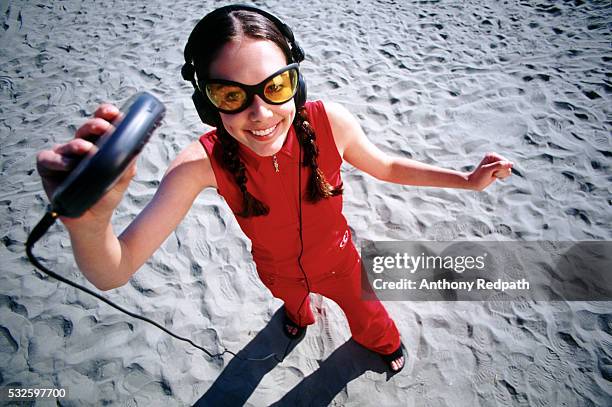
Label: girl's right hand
xmin=36 ymin=103 xmax=137 ymax=227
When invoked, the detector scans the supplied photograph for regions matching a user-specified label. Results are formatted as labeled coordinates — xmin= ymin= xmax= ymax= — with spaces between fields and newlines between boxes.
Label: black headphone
xmin=181 ymin=4 xmax=307 ymax=127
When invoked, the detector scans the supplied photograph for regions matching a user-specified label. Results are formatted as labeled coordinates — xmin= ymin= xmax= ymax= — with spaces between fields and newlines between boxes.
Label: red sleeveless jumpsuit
xmin=199 ymin=100 xmax=400 ymax=355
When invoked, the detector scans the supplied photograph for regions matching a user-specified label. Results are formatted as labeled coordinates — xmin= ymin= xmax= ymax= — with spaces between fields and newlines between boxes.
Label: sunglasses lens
xmin=205 ymin=84 xmax=247 ymax=112
xmin=263 ymin=69 xmax=298 ymax=103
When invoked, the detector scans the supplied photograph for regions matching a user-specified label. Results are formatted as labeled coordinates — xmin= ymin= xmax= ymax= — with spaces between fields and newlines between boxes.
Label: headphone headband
xmin=183 ymin=4 xmax=304 ymax=80
xmin=198 ymin=5 xmax=297 ymax=44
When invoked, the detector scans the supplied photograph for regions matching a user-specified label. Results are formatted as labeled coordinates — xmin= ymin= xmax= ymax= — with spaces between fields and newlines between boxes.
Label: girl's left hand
xmin=467 ymin=152 xmax=514 ymax=191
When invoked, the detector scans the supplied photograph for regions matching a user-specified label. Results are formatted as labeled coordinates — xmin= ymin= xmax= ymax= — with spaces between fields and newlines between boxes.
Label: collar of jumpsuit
xmin=235 ymin=124 xmax=298 ymax=173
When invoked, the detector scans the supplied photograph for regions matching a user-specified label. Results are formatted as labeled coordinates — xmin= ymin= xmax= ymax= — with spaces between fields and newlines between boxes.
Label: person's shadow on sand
xmin=193 ymin=307 xmax=390 ymax=406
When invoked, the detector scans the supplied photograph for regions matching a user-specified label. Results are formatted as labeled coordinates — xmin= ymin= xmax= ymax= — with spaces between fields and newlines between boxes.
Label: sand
xmin=0 ymin=0 xmax=610 ymax=405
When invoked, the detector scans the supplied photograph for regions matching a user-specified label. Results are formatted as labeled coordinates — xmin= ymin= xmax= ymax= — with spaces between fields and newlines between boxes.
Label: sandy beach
xmin=1 ymin=0 xmax=611 ymax=405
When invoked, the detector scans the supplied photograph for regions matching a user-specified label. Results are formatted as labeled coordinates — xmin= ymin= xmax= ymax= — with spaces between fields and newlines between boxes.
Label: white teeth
xmin=250 ymin=125 xmax=277 ymax=137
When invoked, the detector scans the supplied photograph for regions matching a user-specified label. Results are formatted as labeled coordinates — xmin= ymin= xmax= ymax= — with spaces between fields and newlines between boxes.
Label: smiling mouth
xmin=248 ymin=124 xmax=278 ymax=137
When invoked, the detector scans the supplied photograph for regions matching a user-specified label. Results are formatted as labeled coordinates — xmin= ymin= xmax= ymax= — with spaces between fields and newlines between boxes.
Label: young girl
xmin=36 ymin=5 xmax=513 ymax=374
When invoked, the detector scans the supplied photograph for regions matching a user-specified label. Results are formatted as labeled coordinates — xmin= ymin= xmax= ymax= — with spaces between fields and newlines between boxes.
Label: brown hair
xmin=191 ymin=10 xmax=342 ymax=217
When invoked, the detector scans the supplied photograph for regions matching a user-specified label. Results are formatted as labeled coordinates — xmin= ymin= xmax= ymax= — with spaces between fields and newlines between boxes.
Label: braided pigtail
xmin=217 ymin=127 xmax=270 ymax=217
xmin=294 ymin=107 xmax=343 ymax=202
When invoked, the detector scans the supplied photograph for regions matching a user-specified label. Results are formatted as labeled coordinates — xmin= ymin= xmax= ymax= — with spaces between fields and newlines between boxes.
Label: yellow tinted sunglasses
xmin=203 ymin=64 xmax=299 ymax=114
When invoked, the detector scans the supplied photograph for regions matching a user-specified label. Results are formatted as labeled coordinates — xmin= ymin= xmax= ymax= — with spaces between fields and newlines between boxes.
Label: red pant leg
xmin=314 ymin=247 xmax=401 ymax=355
xmin=261 ymin=276 xmax=316 ymax=327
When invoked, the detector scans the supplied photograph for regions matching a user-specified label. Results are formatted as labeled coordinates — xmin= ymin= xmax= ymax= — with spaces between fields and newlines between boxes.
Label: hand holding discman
xmin=36 ymin=104 xmax=136 ymax=225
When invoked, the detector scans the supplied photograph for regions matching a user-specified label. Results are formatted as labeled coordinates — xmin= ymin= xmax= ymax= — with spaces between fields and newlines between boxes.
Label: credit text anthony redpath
xmin=372 ymin=278 xmax=530 ymax=292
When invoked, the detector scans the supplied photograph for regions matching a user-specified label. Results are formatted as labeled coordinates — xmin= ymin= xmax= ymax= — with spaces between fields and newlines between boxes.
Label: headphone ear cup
xmin=295 ymin=73 xmax=307 ymax=110
xmin=192 ymin=90 xmax=220 ymax=127
xmin=291 ymin=42 xmax=305 ymax=64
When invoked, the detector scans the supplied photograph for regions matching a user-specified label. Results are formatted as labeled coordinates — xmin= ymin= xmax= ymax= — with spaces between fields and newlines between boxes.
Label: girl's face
xmin=209 ymin=38 xmax=296 ymax=157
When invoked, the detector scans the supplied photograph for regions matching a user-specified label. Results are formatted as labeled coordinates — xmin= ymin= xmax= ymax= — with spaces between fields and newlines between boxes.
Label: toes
xmin=391 ymin=356 xmax=405 ymax=372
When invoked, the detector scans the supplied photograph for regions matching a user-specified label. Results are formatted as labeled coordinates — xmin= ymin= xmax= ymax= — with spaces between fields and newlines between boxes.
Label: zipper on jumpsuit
xmin=270 ymin=152 xmax=307 ymax=284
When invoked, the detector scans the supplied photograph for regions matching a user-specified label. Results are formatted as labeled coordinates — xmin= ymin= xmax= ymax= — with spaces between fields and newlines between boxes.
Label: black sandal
xmin=380 ymin=343 xmax=406 ymax=373
xmin=283 ymin=313 xmax=307 ymax=340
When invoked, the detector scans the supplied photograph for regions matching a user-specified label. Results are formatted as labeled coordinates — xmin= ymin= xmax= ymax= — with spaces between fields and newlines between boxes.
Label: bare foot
xmin=390 ymin=355 xmax=405 ymax=372
xmin=283 ymin=315 xmax=307 ymax=339
xmin=381 ymin=343 xmax=406 ymax=373
xmin=285 ymin=323 xmax=299 ymax=336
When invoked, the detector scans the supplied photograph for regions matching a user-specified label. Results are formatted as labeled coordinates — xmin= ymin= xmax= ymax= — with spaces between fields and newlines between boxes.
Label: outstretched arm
xmin=324 ymin=101 xmax=513 ymax=191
